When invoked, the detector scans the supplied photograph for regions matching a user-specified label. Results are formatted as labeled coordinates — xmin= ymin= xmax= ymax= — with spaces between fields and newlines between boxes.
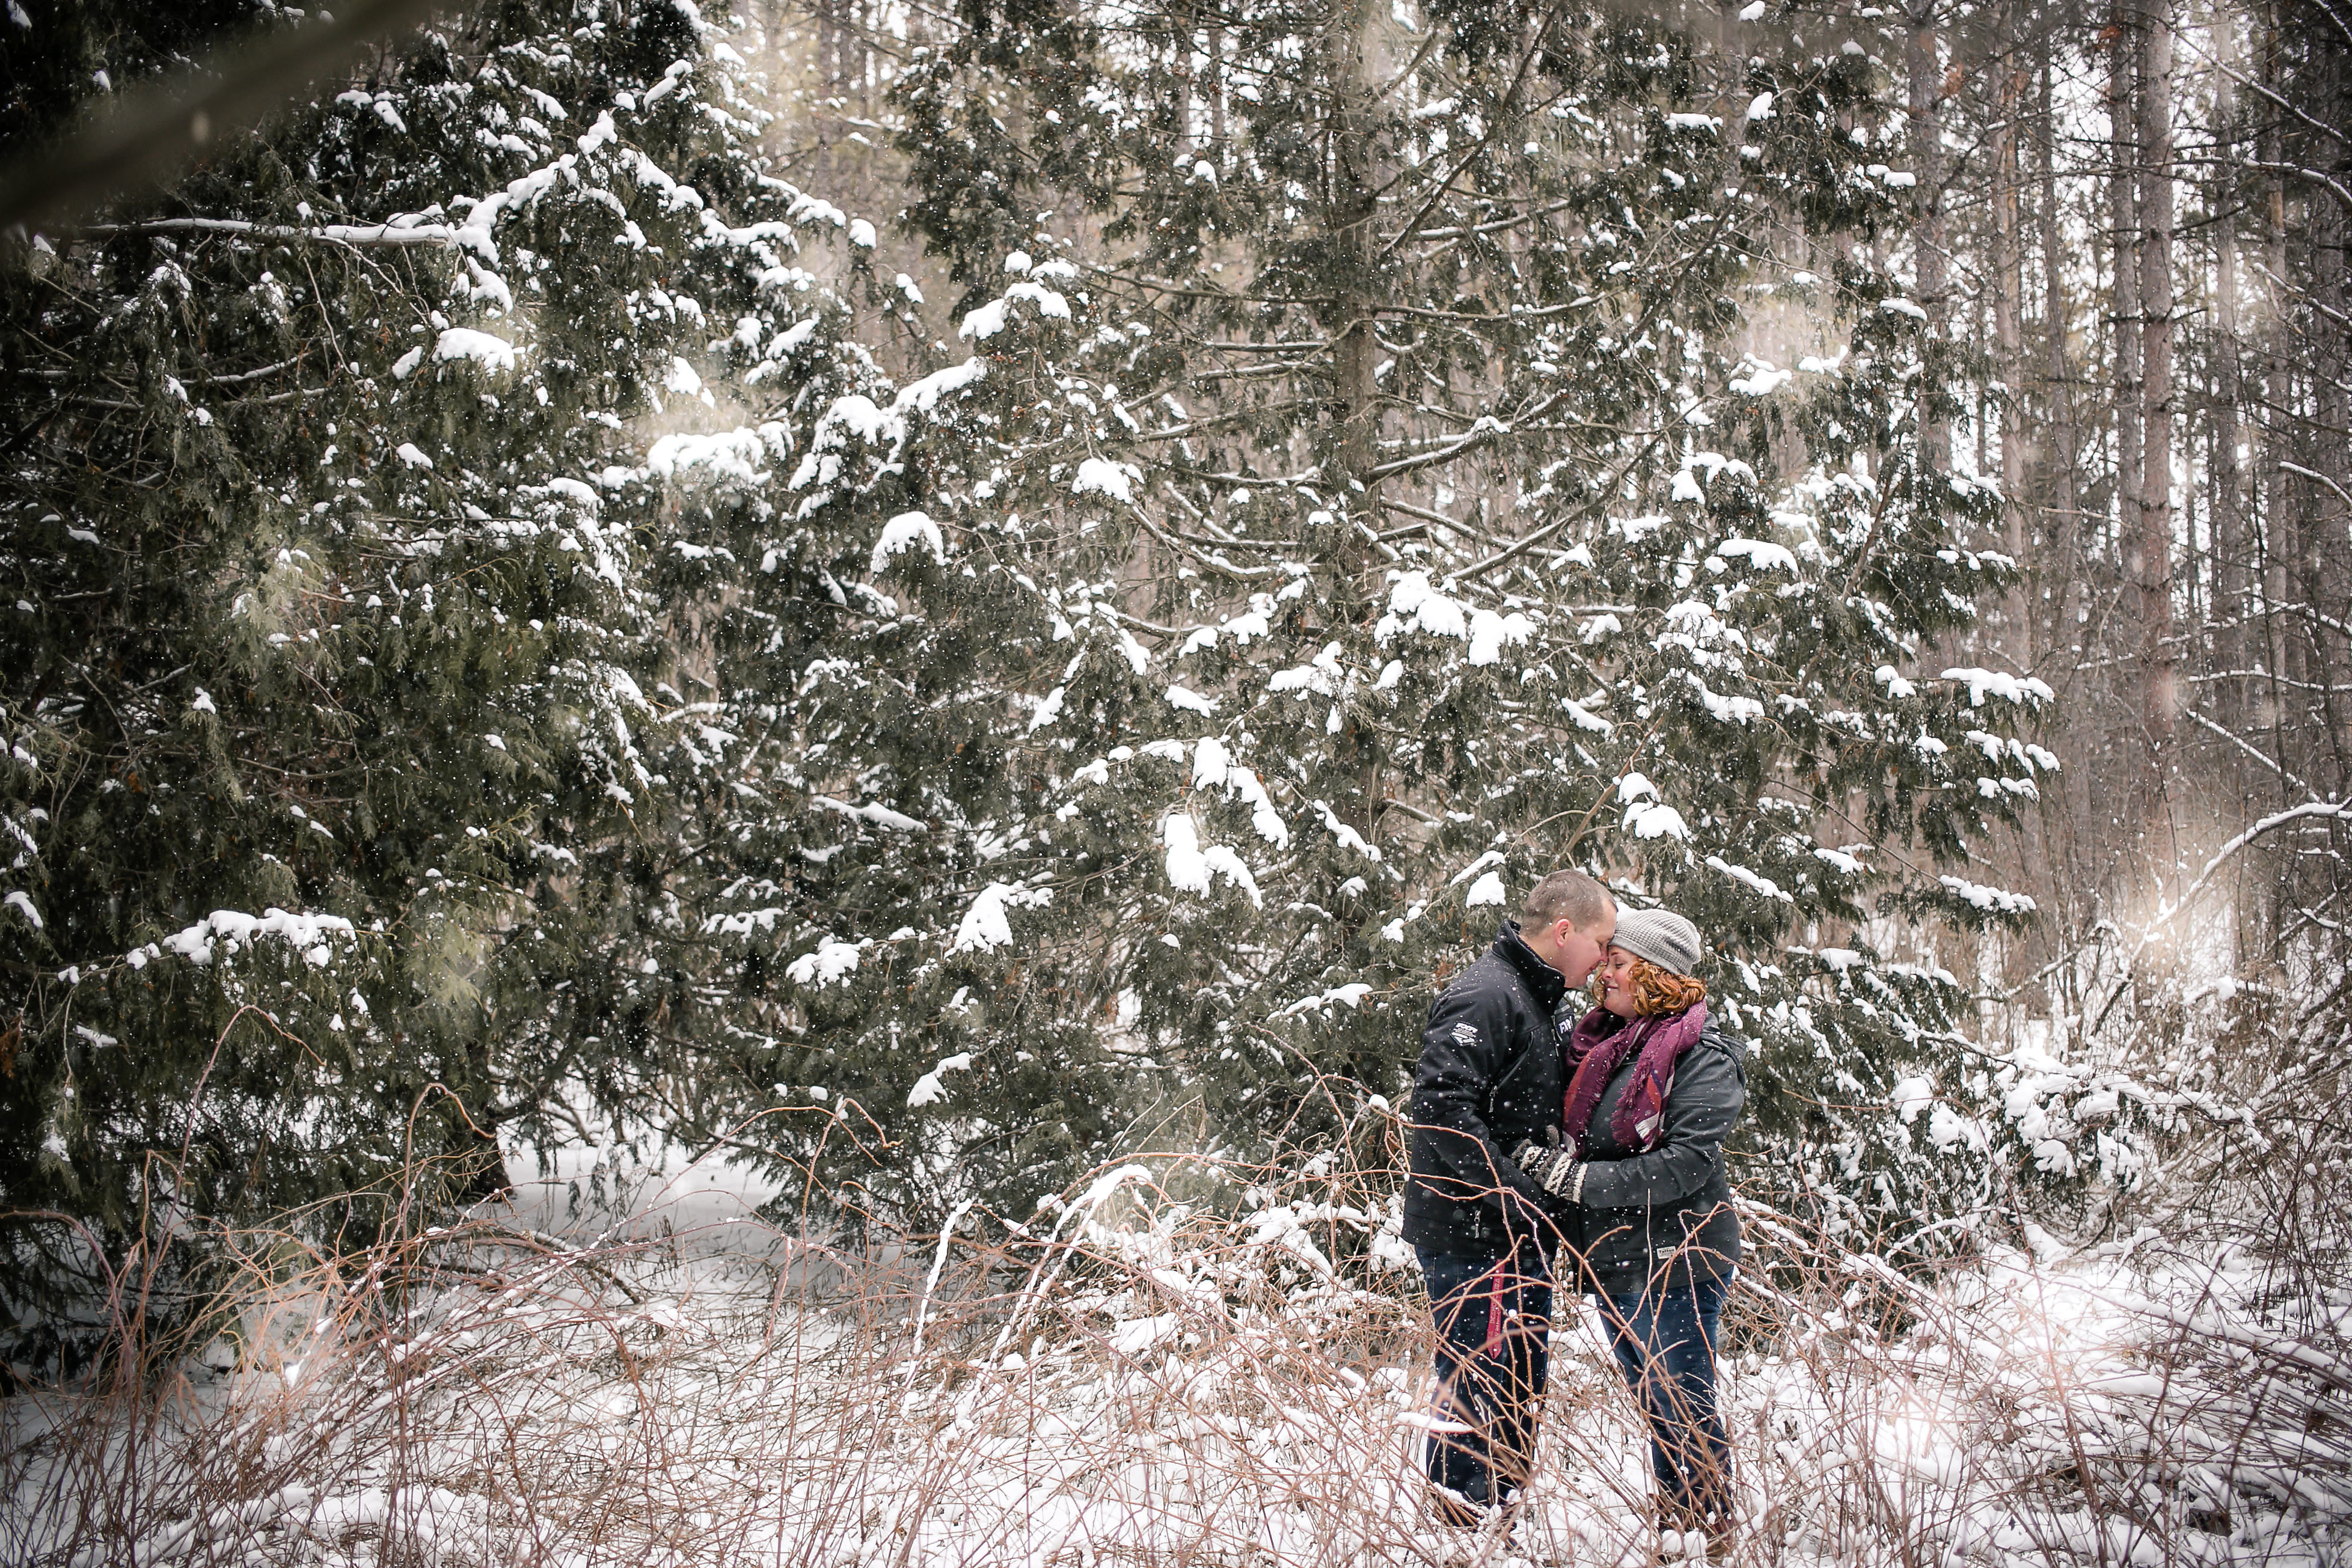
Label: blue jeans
xmin=1417 ymin=1240 xmax=1553 ymax=1511
xmin=1597 ymin=1270 xmax=1732 ymax=1519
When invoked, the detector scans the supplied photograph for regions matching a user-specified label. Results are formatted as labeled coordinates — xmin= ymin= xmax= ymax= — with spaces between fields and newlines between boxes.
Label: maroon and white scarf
xmin=1560 ymin=1000 xmax=1709 ymax=1158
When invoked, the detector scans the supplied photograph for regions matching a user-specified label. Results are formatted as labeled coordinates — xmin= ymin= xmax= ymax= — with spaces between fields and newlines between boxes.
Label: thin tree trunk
xmin=2041 ymin=54 xmax=2086 ymax=654
xmin=2213 ymin=16 xmax=2247 ymax=730
xmin=1908 ymin=0 xmax=1950 ymax=473
xmin=2112 ymin=7 xmax=2144 ymax=581
xmin=2306 ymin=31 xmax=2352 ymax=790
xmin=1210 ymin=22 xmax=1227 ymax=155
xmin=1325 ymin=0 xmax=1382 ymax=512
xmin=1994 ymin=42 xmax=2029 ymax=666
xmin=2261 ymin=0 xmax=2295 ymax=812
xmin=1178 ymin=2 xmax=1196 ymax=152
xmin=2137 ymin=0 xmax=2178 ymax=825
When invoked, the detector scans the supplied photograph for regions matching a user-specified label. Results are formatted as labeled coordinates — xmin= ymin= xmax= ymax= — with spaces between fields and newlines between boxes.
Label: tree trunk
xmin=1210 ymin=22 xmax=1227 ymax=155
xmin=2211 ymin=21 xmax=2246 ymax=731
xmin=2261 ymin=0 xmax=2295 ymax=810
xmin=2110 ymin=7 xmax=2143 ymax=583
xmin=2041 ymin=55 xmax=2085 ymax=655
xmin=1994 ymin=42 xmax=2028 ymax=666
xmin=2137 ymin=0 xmax=2177 ymax=810
xmin=1325 ymin=0 xmax=1382 ymax=513
xmin=2306 ymin=29 xmax=2352 ymax=788
xmin=1907 ymin=0 xmax=1950 ymax=473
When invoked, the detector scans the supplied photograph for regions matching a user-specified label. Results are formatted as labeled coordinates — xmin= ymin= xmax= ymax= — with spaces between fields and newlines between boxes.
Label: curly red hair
xmin=1590 ymin=952 xmax=1708 ymax=1017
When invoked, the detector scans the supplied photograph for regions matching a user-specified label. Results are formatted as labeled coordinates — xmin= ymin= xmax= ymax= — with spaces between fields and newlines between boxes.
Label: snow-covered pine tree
xmin=678 ymin=0 xmax=2068 ymax=1248
xmin=0 ymin=0 xmax=877 ymax=1344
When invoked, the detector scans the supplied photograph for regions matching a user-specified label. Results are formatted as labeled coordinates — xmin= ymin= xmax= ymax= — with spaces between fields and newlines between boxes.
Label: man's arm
xmin=1409 ymin=982 xmax=1550 ymax=1228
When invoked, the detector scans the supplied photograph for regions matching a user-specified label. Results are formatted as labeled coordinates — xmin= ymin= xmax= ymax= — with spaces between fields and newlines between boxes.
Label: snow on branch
xmin=79 ymin=217 xmax=466 ymax=248
xmin=1940 ymin=667 xmax=2055 ymax=708
xmin=2153 ymin=800 xmax=2352 ymax=931
xmin=127 ymin=908 xmax=358 ymax=969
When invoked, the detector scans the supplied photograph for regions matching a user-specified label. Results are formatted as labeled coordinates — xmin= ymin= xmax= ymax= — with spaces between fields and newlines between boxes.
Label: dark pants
xmin=1416 ymin=1239 xmax=1554 ymax=1511
xmin=1596 ymin=1269 xmax=1733 ymax=1521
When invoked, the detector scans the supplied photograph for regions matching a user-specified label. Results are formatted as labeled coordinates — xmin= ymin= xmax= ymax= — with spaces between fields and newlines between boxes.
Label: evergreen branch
xmin=1370 ymin=299 xmax=1593 ymax=324
xmin=1082 ymin=263 xmax=1332 ymax=308
xmin=1373 ymin=10 xmax=1562 ymax=263
xmin=1406 ymin=197 xmax=1578 ymax=243
xmin=1130 ymin=398 xmax=1321 ymax=444
xmin=73 ymin=218 xmax=464 ymax=250
xmin=1188 ymin=360 xmax=1321 ymax=382
xmin=1365 ymin=394 xmax=1551 ymax=482
xmin=1373 ymin=494 xmax=1514 ymax=553
xmin=1128 ymin=507 xmax=1282 ymax=580
xmin=1450 ymin=421 xmax=1680 ymax=579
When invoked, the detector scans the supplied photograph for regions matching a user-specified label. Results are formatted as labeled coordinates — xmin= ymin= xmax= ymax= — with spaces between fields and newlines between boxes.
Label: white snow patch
xmin=813 ymin=795 xmax=926 ymax=833
xmin=159 ymin=908 xmax=355 ymax=966
xmin=1162 ymin=812 xmax=1261 ymax=905
xmin=431 ymin=328 xmax=518 ymax=372
xmin=1943 ymin=667 xmax=2055 ymax=708
xmin=1447 ymin=850 xmax=1507 ymax=887
xmin=648 ymin=426 xmax=779 ymax=485
xmin=1716 ymin=537 xmax=1798 ymax=572
xmin=872 ymin=511 xmax=946 ymax=573
xmin=958 ymin=281 xmax=1072 ymax=340
xmin=1625 ymin=801 xmax=1689 ymax=841
xmin=1466 ymin=608 xmax=1531 ymax=666
xmin=955 ymin=884 xmax=1017 ymax=953
xmin=1165 ymin=684 xmax=1216 ymax=714
xmin=1071 ymin=458 xmax=1139 ymax=504
xmin=1940 ymin=875 xmax=2037 ymax=915
xmin=1312 ymin=801 xmax=1381 ymax=862
xmin=784 ymin=936 xmax=865 ymax=989
xmin=1704 ymin=855 xmax=1792 ymax=903
xmin=1028 ymin=686 xmax=1066 ymax=733
xmin=1190 ymin=738 xmax=1290 ymax=847
xmin=1376 ymin=571 xmax=1469 ymax=644
xmin=664 ymin=356 xmax=712 ymax=404
xmin=907 ymin=1053 xmax=974 ymax=1107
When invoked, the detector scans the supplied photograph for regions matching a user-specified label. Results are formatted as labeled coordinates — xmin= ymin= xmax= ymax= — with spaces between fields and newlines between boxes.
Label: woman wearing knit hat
xmin=1514 ymin=907 xmax=1745 ymax=1559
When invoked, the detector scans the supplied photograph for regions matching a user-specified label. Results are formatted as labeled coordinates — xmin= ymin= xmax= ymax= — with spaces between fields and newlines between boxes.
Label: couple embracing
xmin=1405 ymin=869 xmax=1744 ymax=1554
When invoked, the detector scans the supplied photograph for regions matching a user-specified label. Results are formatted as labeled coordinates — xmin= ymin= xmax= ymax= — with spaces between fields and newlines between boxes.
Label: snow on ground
xmin=3 ymin=1156 xmax=2346 ymax=1568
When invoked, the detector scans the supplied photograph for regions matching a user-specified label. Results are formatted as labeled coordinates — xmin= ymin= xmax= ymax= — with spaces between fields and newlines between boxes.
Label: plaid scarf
xmin=1560 ymin=1000 xmax=1709 ymax=1159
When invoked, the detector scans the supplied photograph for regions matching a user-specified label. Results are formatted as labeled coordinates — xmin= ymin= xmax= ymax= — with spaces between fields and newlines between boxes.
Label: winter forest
xmin=1 ymin=0 xmax=2348 ymax=1561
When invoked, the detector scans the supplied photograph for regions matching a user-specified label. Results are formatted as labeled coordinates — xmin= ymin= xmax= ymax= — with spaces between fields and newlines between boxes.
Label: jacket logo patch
xmin=1452 ymin=1023 xmax=1480 ymax=1046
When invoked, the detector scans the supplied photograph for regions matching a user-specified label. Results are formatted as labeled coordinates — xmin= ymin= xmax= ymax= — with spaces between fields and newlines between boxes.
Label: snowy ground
xmin=4 ymin=1150 xmax=2347 ymax=1568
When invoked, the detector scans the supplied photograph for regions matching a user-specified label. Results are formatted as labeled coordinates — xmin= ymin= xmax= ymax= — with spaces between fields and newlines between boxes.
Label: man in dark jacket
xmin=1403 ymin=869 xmax=1615 ymax=1523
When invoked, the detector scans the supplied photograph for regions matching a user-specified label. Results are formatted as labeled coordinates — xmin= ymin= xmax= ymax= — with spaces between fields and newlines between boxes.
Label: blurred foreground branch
xmin=0 ymin=0 xmax=449 ymax=233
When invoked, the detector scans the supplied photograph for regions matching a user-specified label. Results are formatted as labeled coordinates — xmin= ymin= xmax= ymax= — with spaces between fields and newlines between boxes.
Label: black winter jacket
xmin=1558 ymin=1016 xmax=1747 ymax=1293
xmin=1401 ymin=922 xmax=1573 ymax=1255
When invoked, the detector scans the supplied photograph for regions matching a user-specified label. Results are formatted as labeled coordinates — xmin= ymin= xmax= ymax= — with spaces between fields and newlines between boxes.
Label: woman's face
xmin=1596 ymin=945 xmax=1643 ymax=1018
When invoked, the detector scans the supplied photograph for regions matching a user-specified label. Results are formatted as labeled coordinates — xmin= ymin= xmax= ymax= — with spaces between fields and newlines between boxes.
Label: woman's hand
xmin=1511 ymin=1141 xmax=1589 ymax=1204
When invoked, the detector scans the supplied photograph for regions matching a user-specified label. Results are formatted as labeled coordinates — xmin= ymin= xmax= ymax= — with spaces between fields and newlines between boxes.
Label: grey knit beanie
xmin=1611 ymin=908 xmax=1703 ymax=976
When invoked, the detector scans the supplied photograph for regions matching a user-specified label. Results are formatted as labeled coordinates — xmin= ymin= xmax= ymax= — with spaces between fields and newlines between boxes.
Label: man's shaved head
xmin=1522 ymin=869 xmax=1612 ymax=933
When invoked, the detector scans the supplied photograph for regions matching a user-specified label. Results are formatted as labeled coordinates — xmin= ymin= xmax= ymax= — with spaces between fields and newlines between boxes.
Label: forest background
xmin=0 ymin=0 xmax=2347 ymax=1560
